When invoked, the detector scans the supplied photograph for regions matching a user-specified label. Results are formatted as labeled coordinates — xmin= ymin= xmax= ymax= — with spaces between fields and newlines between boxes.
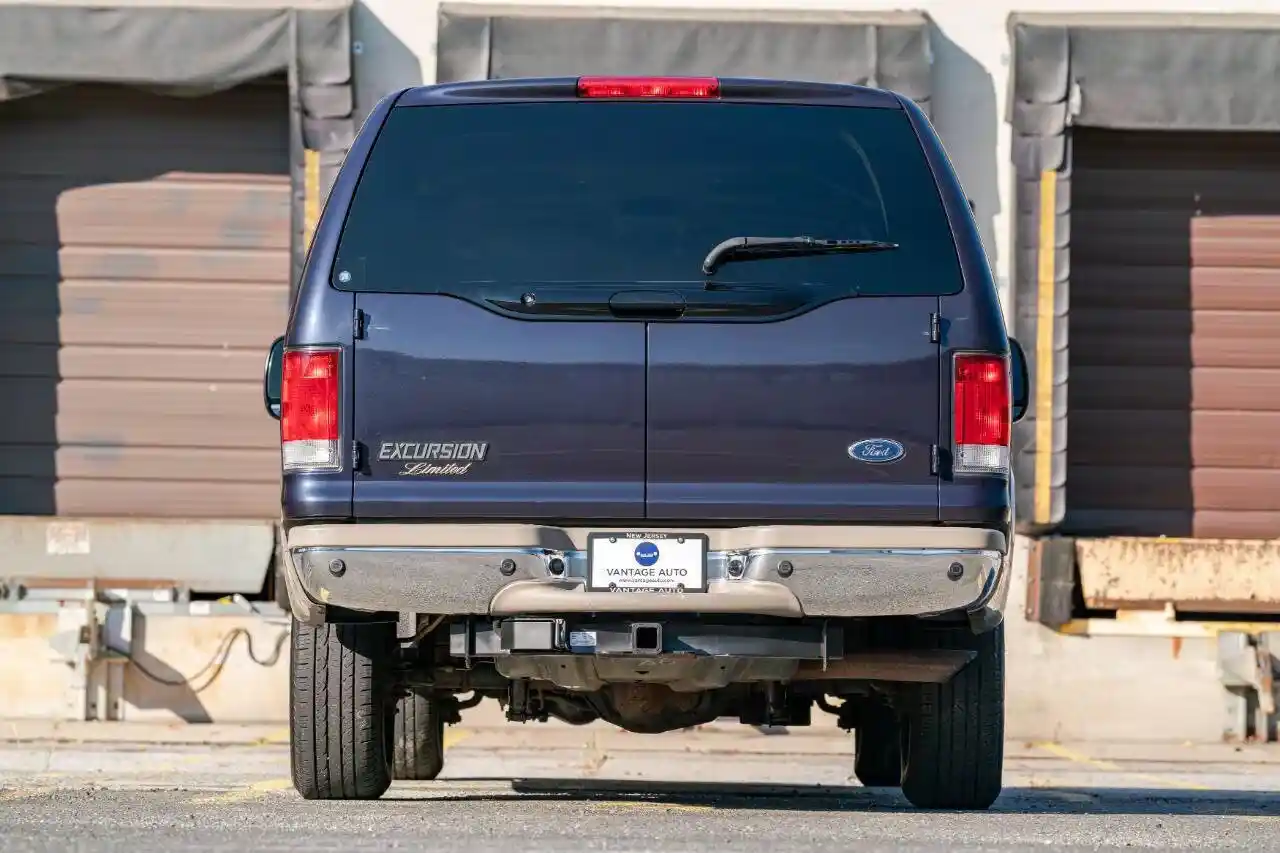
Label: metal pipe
xmin=791 ymin=650 xmax=975 ymax=683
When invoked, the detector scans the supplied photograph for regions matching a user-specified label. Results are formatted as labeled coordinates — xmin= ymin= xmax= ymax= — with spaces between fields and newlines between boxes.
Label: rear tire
xmin=290 ymin=620 xmax=395 ymax=800
xmin=852 ymin=700 xmax=902 ymax=787
xmin=899 ymin=622 xmax=1004 ymax=810
xmin=392 ymin=690 xmax=445 ymax=780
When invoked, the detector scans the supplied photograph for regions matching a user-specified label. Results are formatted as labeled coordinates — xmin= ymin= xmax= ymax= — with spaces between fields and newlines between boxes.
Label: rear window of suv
xmin=331 ymin=101 xmax=963 ymax=296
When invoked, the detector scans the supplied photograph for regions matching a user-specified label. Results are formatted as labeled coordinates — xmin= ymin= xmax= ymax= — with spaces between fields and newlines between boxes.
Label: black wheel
xmin=853 ymin=700 xmax=902 ymax=787
xmin=393 ymin=690 xmax=445 ymax=780
xmin=289 ymin=620 xmax=395 ymax=800
xmin=900 ymin=622 xmax=1005 ymax=810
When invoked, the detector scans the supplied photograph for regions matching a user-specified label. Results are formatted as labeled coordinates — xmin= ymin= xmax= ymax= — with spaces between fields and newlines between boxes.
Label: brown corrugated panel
xmin=0 ymin=83 xmax=289 ymax=518
xmin=1068 ymin=128 xmax=1280 ymax=539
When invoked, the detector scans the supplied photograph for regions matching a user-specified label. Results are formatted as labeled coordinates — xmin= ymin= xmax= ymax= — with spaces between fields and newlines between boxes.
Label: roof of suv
xmin=394 ymin=76 xmax=907 ymax=110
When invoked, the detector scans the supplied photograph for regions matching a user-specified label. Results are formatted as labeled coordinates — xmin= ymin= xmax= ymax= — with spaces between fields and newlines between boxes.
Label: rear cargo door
xmin=350 ymin=296 xmax=645 ymax=520
xmin=623 ymin=102 xmax=952 ymax=522
xmin=646 ymin=299 xmax=940 ymax=522
xmin=351 ymin=294 xmax=646 ymax=520
xmin=334 ymin=101 xmax=649 ymax=520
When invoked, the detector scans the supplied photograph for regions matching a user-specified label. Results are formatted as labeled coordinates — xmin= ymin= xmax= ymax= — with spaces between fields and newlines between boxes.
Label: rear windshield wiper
xmin=701 ymin=236 xmax=898 ymax=276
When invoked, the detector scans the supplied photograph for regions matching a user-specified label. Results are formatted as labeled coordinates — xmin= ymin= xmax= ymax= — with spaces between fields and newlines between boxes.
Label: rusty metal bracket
xmin=1076 ymin=537 xmax=1280 ymax=616
xmin=1025 ymin=536 xmax=1076 ymax=629
xmin=1218 ymin=631 xmax=1279 ymax=742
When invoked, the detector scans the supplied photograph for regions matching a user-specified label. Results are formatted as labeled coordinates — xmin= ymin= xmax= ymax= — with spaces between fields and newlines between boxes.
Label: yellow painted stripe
xmin=443 ymin=728 xmax=472 ymax=749
xmin=0 ymin=785 xmax=58 ymax=802
xmin=1056 ymin=617 xmax=1280 ymax=639
xmin=252 ymin=727 xmax=289 ymax=746
xmin=1028 ymin=787 xmax=1097 ymax=804
xmin=1033 ymin=742 xmax=1211 ymax=791
xmin=190 ymin=778 xmax=294 ymax=805
xmin=1033 ymin=170 xmax=1058 ymax=524
xmin=252 ymin=726 xmax=470 ymax=749
xmin=303 ymin=148 xmax=321 ymax=250
xmin=586 ymin=800 xmax=713 ymax=813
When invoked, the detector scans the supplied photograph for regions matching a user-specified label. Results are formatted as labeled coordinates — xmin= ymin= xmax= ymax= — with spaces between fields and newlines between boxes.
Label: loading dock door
xmin=1067 ymin=128 xmax=1280 ymax=540
xmin=0 ymin=82 xmax=291 ymax=518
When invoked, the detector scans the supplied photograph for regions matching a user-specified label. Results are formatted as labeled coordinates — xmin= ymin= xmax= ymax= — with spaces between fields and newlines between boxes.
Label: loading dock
xmin=0 ymin=0 xmax=355 ymax=721
xmin=1008 ymin=13 xmax=1280 ymax=740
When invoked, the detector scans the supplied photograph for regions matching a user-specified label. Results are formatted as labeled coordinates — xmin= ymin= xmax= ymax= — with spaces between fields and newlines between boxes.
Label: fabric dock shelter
xmin=0 ymin=0 xmax=357 ymax=290
xmin=1007 ymin=13 xmax=1280 ymax=532
xmin=437 ymin=5 xmax=934 ymax=117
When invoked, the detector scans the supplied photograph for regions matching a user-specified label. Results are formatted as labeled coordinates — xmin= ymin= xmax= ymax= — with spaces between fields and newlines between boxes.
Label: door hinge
xmin=352 ymin=441 xmax=364 ymax=471
xmin=929 ymin=312 xmax=941 ymax=344
xmin=930 ymin=444 xmax=940 ymax=476
xmin=353 ymin=308 xmax=368 ymax=340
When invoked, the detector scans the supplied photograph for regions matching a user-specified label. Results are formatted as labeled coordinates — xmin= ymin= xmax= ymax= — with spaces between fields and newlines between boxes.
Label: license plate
xmin=587 ymin=533 xmax=709 ymax=593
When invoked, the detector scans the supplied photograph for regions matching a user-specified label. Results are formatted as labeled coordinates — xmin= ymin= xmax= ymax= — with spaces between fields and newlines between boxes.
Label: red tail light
xmin=576 ymin=76 xmax=719 ymax=99
xmin=281 ymin=347 xmax=341 ymax=471
xmin=953 ymin=353 xmax=1011 ymax=475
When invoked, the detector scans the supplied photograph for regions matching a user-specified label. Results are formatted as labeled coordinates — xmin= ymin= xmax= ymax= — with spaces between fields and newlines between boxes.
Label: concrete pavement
xmin=0 ymin=720 xmax=1276 ymax=852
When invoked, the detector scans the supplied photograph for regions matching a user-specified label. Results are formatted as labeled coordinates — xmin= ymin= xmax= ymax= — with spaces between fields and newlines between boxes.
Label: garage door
xmin=1067 ymin=128 xmax=1280 ymax=539
xmin=0 ymin=82 xmax=290 ymax=518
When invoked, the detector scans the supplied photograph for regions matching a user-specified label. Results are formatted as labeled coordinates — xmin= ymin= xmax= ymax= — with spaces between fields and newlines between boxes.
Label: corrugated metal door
xmin=1068 ymin=129 xmax=1280 ymax=539
xmin=0 ymin=83 xmax=290 ymax=518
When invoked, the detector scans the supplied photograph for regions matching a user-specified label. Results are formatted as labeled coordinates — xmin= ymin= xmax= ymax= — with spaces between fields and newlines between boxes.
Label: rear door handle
xmin=608 ymin=290 xmax=686 ymax=319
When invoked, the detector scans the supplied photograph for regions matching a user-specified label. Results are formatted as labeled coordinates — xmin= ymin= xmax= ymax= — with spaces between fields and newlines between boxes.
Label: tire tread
xmin=393 ymin=692 xmax=445 ymax=780
xmin=852 ymin=701 xmax=902 ymax=787
xmin=290 ymin=621 xmax=393 ymax=800
xmin=900 ymin=623 xmax=1004 ymax=810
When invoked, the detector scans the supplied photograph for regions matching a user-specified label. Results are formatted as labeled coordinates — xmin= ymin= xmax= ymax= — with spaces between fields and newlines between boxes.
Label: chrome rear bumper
xmin=284 ymin=524 xmax=1010 ymax=626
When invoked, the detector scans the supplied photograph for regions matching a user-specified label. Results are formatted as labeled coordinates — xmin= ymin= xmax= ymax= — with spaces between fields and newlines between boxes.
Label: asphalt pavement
xmin=0 ymin=719 xmax=1277 ymax=852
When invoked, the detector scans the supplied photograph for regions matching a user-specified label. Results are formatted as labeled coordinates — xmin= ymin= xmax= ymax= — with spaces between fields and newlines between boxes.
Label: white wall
xmin=351 ymin=0 xmax=1280 ymax=316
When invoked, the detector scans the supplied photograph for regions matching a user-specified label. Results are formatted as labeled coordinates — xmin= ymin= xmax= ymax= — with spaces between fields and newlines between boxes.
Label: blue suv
xmin=265 ymin=76 xmax=1029 ymax=809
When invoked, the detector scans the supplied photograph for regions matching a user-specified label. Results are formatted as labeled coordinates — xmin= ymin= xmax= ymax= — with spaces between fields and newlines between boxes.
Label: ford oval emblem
xmin=848 ymin=439 xmax=905 ymax=464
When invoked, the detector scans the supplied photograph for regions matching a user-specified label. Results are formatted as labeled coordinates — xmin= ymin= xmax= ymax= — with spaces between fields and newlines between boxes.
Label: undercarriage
xmin=395 ymin=615 xmax=977 ymax=735
xmin=288 ymin=611 xmax=1005 ymax=809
